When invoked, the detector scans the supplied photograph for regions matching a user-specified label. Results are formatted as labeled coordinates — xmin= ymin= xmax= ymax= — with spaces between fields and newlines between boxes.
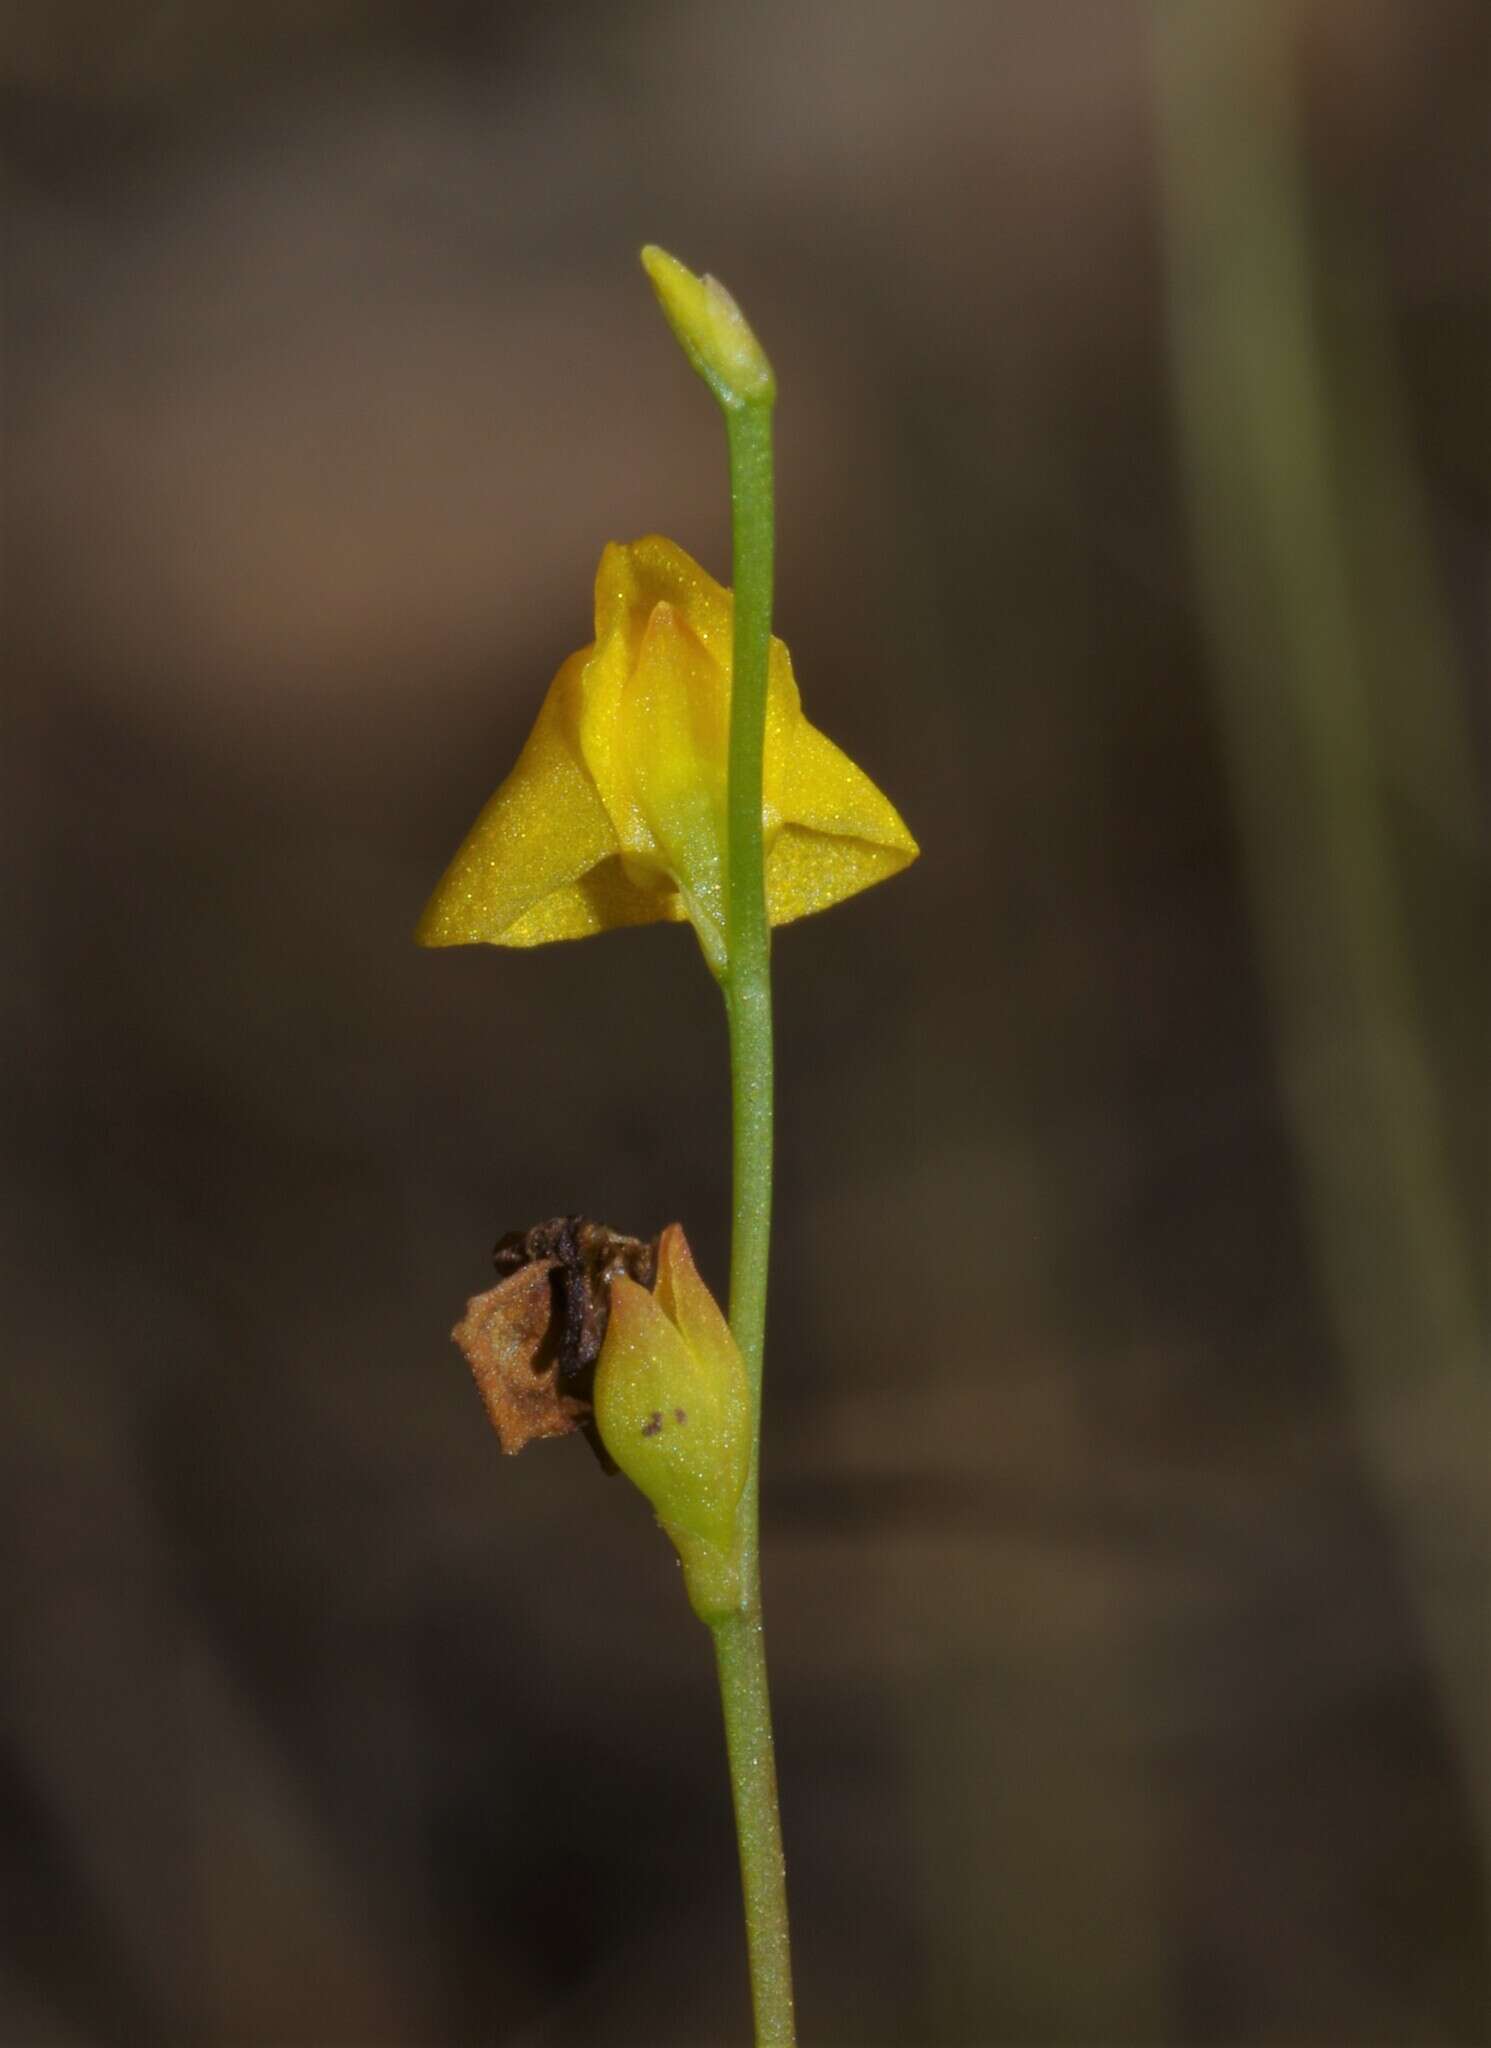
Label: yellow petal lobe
xmin=415 ymin=653 xmax=620 ymax=948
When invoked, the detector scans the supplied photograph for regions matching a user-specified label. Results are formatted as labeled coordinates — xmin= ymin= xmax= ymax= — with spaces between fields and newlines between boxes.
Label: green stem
xmin=722 ymin=402 xmax=777 ymax=1403
xmin=713 ymin=1606 xmax=793 ymax=2046
xmin=711 ymin=395 xmax=795 ymax=2046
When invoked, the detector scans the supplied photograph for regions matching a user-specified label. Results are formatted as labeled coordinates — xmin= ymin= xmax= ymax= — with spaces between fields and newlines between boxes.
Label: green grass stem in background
xmin=1152 ymin=0 xmax=1490 ymax=1884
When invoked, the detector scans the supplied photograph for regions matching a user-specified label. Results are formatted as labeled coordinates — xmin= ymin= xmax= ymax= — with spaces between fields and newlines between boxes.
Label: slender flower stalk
xmin=717 ymin=377 xmax=794 ymax=2048
xmin=420 ymin=248 xmax=917 ymax=2047
xmin=643 ymin=245 xmax=795 ymax=2047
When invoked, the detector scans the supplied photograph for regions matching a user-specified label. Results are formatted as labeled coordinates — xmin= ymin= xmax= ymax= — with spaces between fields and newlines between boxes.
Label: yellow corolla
xmin=415 ymin=536 xmax=917 ymax=975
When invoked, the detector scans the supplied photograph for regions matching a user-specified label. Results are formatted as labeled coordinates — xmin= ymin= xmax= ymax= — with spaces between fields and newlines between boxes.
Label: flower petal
xmin=594 ymin=534 xmax=735 ymax=669
xmin=623 ymin=603 xmax=730 ymax=960
xmin=577 ymin=547 xmax=736 ymax=967
xmin=418 ymin=651 xmax=682 ymax=948
xmin=764 ymin=687 xmax=919 ymax=924
xmin=415 ymin=653 xmax=610 ymax=946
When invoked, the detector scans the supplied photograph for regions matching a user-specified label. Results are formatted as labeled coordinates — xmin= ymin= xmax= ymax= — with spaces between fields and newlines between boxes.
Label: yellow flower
xmin=415 ymin=536 xmax=917 ymax=974
xmin=592 ymin=1223 xmax=750 ymax=1619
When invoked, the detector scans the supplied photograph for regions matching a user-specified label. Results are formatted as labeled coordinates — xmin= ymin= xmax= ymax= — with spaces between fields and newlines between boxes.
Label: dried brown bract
xmin=493 ymin=1217 xmax=659 ymax=1384
xmin=453 ymin=1217 xmax=659 ymax=1456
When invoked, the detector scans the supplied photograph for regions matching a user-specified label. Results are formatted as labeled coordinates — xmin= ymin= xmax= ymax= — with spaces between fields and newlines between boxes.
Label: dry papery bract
xmin=452 ymin=1217 xmax=659 ymax=1455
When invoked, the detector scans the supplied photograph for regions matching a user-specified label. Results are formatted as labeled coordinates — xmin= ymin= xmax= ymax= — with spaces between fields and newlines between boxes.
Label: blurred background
xmin=4 ymin=1 xmax=1487 ymax=2041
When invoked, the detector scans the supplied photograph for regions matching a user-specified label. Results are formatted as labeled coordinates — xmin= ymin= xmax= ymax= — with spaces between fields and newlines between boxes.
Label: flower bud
xmin=640 ymin=244 xmax=775 ymax=410
xmin=593 ymin=1224 xmax=750 ymax=1619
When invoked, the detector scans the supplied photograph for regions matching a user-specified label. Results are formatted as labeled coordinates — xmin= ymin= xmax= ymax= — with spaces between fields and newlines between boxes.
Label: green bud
xmin=640 ymin=245 xmax=776 ymax=412
xmin=593 ymin=1223 xmax=750 ymax=1620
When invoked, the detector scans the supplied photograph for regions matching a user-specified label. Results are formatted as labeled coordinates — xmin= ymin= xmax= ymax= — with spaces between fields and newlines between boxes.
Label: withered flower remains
xmin=452 ymin=1216 xmax=658 ymax=1456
